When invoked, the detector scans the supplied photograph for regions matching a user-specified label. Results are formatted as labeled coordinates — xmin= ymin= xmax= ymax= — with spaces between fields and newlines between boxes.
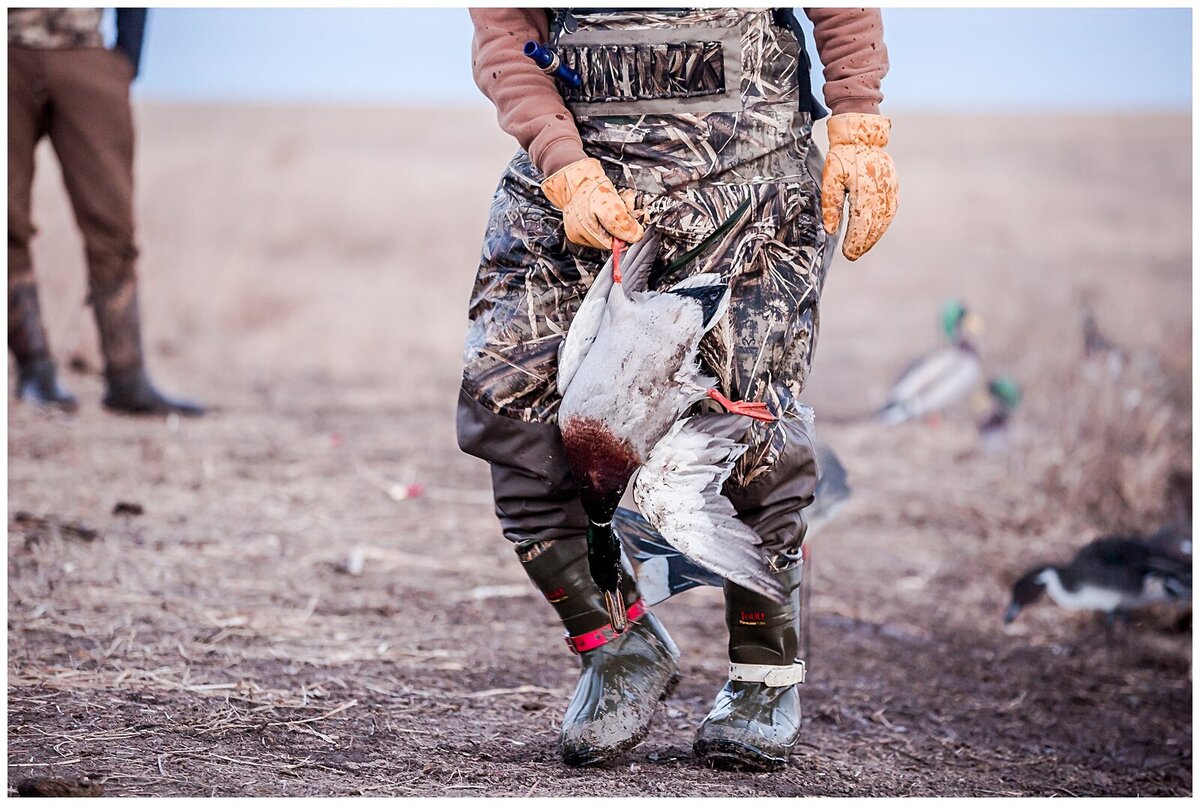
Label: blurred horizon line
xmin=128 ymin=97 xmax=1192 ymax=116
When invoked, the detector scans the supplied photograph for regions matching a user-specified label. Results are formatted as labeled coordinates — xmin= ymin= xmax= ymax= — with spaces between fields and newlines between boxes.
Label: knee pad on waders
xmin=694 ymin=558 xmax=805 ymax=771
xmin=517 ymin=537 xmax=681 ymax=767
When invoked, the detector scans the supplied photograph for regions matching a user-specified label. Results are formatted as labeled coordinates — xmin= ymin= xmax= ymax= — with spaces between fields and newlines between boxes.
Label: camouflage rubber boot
xmin=9 ymin=283 xmax=77 ymax=411
xmin=91 ymin=281 xmax=205 ymax=417
xmin=694 ymin=559 xmax=805 ymax=771
xmin=518 ymin=537 xmax=681 ymax=767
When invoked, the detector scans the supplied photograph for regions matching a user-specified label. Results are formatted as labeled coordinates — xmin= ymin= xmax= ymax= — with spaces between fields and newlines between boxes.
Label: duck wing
xmin=614 ymin=230 xmax=662 ymax=293
xmin=1068 ymin=536 xmax=1192 ymax=599
xmin=877 ymin=346 xmax=983 ymax=424
xmin=633 ymin=414 xmax=787 ymax=602
xmin=557 ymin=233 xmax=663 ymax=394
xmin=616 ymin=441 xmax=849 ymax=603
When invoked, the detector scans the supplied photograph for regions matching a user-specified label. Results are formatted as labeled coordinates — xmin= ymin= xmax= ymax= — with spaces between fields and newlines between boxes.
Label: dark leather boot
xmin=518 ymin=536 xmax=680 ymax=766
xmin=694 ymin=559 xmax=805 ymax=771
xmin=91 ymin=281 xmax=205 ymax=417
xmin=9 ymin=283 xmax=76 ymax=411
xmin=102 ymin=367 xmax=205 ymax=417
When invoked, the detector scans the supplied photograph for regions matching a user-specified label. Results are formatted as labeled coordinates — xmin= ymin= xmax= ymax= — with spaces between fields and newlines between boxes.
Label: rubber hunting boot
xmin=518 ymin=536 xmax=680 ymax=766
xmin=694 ymin=559 xmax=805 ymax=771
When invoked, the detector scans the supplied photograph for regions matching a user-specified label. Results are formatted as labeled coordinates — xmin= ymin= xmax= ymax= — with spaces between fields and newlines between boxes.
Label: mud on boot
xmin=518 ymin=537 xmax=680 ymax=767
xmin=695 ymin=558 xmax=805 ymax=771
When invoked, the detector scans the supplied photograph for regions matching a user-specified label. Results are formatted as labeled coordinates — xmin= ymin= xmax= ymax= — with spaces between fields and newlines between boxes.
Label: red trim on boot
xmin=565 ymin=599 xmax=646 ymax=654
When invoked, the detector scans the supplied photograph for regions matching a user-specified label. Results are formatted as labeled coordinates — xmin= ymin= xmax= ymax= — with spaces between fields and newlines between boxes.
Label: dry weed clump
xmin=1041 ymin=343 xmax=1191 ymax=536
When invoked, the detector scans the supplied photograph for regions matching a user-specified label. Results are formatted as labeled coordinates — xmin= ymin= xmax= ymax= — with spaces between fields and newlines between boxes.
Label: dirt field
xmin=7 ymin=106 xmax=1192 ymax=796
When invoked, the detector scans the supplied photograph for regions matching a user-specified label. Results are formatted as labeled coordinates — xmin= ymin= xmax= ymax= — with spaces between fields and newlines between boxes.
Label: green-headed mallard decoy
xmin=877 ymin=299 xmax=984 ymax=425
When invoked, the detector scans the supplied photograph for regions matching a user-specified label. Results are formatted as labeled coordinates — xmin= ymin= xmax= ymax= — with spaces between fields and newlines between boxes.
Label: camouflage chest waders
xmin=457 ymin=9 xmax=833 ymax=768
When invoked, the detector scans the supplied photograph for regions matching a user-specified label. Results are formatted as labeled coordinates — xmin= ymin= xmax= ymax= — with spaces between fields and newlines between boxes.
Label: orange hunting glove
xmin=541 ymin=157 xmax=644 ymax=250
xmin=821 ymin=113 xmax=899 ymax=261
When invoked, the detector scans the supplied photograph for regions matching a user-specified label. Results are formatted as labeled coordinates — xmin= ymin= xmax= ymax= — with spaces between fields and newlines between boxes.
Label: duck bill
xmin=962 ymin=311 xmax=985 ymax=339
xmin=1003 ymin=603 xmax=1021 ymax=624
xmin=587 ymin=519 xmax=628 ymax=633
xmin=602 ymin=588 xmax=628 ymax=633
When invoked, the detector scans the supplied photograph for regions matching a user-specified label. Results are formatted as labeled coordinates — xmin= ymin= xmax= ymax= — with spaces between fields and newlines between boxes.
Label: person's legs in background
xmin=8 ymin=47 xmax=76 ymax=410
xmin=44 ymin=47 xmax=203 ymax=416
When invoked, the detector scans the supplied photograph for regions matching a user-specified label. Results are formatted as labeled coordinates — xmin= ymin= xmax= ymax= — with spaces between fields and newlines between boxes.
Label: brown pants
xmin=8 ymin=45 xmax=140 ymax=368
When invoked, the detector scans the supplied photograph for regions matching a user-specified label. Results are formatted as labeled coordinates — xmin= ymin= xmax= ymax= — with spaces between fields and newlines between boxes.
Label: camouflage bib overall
xmin=460 ymin=9 xmax=834 ymax=554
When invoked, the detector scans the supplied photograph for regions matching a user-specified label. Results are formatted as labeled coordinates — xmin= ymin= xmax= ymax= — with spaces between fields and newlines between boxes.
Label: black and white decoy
xmin=1004 ymin=535 xmax=1192 ymax=625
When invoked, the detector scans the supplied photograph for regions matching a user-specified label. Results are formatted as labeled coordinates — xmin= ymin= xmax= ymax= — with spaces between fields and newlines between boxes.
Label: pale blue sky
xmin=121 ymin=8 xmax=1191 ymax=110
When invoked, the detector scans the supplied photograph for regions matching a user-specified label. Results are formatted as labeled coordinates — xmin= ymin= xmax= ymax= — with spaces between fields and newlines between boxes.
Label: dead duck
xmin=877 ymin=300 xmax=984 ymax=425
xmin=557 ymin=231 xmax=784 ymax=630
xmin=1004 ymin=535 xmax=1192 ymax=625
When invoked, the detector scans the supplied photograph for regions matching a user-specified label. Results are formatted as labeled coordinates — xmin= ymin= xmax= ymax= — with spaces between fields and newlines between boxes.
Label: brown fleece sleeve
xmin=470 ymin=8 xmax=586 ymax=176
xmin=804 ymin=8 xmax=889 ymax=115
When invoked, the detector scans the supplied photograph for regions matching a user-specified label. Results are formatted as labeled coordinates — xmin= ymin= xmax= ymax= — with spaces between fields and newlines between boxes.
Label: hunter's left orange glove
xmin=821 ymin=113 xmax=899 ymax=261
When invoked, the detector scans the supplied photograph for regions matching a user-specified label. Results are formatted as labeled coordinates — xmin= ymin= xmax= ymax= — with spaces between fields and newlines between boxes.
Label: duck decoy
xmin=1004 ymin=535 xmax=1192 ymax=625
xmin=1149 ymin=470 xmax=1193 ymax=560
xmin=876 ymin=300 xmax=984 ymax=425
xmin=978 ymin=375 xmax=1021 ymax=448
xmin=1079 ymin=300 xmax=1128 ymax=383
xmin=557 ymin=230 xmax=785 ymax=631
xmin=617 ymin=441 xmax=852 ymax=605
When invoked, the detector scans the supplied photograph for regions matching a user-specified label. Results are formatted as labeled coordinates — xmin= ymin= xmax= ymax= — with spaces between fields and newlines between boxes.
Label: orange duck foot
xmin=706 ymin=388 xmax=777 ymax=423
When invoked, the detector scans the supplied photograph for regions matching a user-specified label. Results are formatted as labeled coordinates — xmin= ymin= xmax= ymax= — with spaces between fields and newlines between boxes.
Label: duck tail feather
xmin=616 ymin=231 xmax=662 ymax=293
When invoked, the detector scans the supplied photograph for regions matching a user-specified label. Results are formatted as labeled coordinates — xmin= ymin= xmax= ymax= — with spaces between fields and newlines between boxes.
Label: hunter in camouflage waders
xmin=459 ymin=9 xmax=836 ymax=770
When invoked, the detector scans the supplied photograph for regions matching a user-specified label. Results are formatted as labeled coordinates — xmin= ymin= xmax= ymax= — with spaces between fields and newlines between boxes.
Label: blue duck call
xmin=523 ymin=41 xmax=583 ymax=90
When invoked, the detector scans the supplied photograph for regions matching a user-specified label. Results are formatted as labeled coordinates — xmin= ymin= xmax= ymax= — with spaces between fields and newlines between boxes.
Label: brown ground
xmin=8 ymin=106 xmax=1192 ymax=796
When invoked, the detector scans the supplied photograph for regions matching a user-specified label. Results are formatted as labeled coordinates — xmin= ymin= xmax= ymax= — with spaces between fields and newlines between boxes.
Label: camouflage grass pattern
xmin=560 ymin=41 xmax=727 ymax=104
xmin=8 ymin=8 xmax=104 ymax=49
xmin=463 ymin=9 xmax=833 ymax=496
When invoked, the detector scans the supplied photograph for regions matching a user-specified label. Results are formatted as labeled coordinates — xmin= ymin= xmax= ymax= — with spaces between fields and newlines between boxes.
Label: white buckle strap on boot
xmin=729 ymin=660 xmax=806 ymax=686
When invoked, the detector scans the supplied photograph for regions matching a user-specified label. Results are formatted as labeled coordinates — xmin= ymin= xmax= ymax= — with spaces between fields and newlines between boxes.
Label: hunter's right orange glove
xmin=541 ymin=158 xmax=644 ymax=250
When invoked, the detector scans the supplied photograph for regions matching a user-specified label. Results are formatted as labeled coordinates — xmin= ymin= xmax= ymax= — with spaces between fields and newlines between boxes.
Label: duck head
xmin=986 ymin=376 xmax=1022 ymax=424
xmin=1004 ymin=566 xmax=1052 ymax=623
xmin=988 ymin=376 xmax=1021 ymax=410
xmin=561 ymin=417 xmax=642 ymax=632
xmin=941 ymin=299 xmax=983 ymax=347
